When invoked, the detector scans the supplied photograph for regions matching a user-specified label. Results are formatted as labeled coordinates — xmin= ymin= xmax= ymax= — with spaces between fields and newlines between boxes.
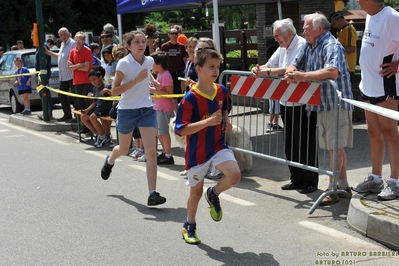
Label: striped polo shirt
xmin=58 ymin=38 xmax=75 ymax=82
xmin=293 ymin=31 xmax=353 ymax=112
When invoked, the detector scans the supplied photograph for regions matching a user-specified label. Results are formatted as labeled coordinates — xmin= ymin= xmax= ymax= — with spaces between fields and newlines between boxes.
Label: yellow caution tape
xmin=36 ymin=85 xmax=185 ymax=101
xmin=0 ymin=71 xmax=40 ymax=79
xmin=151 ymin=94 xmax=185 ymax=98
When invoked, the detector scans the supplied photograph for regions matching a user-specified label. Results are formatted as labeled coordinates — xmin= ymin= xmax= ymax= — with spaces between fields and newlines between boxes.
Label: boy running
xmin=175 ymin=48 xmax=241 ymax=244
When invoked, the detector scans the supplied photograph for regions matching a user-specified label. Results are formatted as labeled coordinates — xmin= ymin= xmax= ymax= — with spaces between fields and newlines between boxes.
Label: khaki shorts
xmin=186 ymin=149 xmax=236 ymax=187
xmin=318 ymin=109 xmax=353 ymax=150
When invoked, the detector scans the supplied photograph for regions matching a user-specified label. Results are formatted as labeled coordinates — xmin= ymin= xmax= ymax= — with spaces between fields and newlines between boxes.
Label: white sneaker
xmin=131 ymin=150 xmax=144 ymax=160
xmin=377 ymin=180 xmax=399 ymax=201
xmin=93 ymin=134 xmax=99 ymax=146
xmin=351 ymin=175 xmax=384 ymax=193
xmin=137 ymin=154 xmax=146 ymax=162
xmin=96 ymin=136 xmax=107 ymax=148
xmin=129 ymin=149 xmax=138 ymax=158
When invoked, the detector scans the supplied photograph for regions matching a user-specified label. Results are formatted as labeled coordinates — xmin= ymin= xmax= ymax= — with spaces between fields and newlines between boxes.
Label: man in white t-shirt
xmin=352 ymin=0 xmax=399 ymax=201
xmin=251 ymin=18 xmax=318 ymax=195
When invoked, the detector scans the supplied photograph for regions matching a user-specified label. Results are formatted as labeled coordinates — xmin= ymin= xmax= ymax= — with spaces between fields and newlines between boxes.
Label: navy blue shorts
xmin=87 ymin=106 xmax=111 ymax=117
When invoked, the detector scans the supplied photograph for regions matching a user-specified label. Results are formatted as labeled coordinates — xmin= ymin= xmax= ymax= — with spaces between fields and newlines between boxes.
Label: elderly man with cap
xmin=252 ymin=18 xmax=318 ymax=195
xmin=329 ymin=11 xmax=357 ymax=84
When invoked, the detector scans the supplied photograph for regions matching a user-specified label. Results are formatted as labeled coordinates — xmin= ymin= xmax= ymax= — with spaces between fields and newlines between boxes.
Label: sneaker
xmin=131 ymin=150 xmax=144 ymax=160
xmin=204 ymin=187 xmax=223 ymax=222
xmin=272 ymin=124 xmax=283 ymax=131
xmin=320 ymin=193 xmax=339 ymax=205
xmin=94 ymin=134 xmax=99 ymax=146
xmin=96 ymin=136 xmax=107 ymax=148
xmin=157 ymin=152 xmax=165 ymax=160
xmin=182 ymin=222 xmax=201 ymax=244
xmin=147 ymin=191 xmax=166 ymax=206
xmin=377 ymin=181 xmax=399 ymax=201
xmin=57 ymin=116 xmax=72 ymax=122
xmin=37 ymin=115 xmax=54 ymax=120
xmin=129 ymin=149 xmax=138 ymax=158
xmin=266 ymin=122 xmax=273 ymax=133
xmin=105 ymin=135 xmax=112 ymax=145
xmin=20 ymin=109 xmax=31 ymax=115
xmin=158 ymin=155 xmax=174 ymax=165
xmin=101 ymin=155 xmax=114 ymax=180
xmin=138 ymin=154 xmax=146 ymax=162
xmin=351 ymin=175 xmax=384 ymax=193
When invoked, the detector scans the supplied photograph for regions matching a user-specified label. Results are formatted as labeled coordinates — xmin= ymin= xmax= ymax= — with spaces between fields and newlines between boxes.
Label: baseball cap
xmin=329 ymin=12 xmax=344 ymax=22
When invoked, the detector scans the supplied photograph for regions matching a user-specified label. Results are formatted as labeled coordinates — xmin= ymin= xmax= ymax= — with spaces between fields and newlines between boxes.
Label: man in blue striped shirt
xmin=285 ymin=12 xmax=354 ymax=205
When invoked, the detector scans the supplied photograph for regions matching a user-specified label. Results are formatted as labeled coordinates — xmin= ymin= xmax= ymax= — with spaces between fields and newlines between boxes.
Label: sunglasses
xmin=169 ymin=32 xmax=178 ymax=35
xmin=100 ymin=35 xmax=111 ymax=39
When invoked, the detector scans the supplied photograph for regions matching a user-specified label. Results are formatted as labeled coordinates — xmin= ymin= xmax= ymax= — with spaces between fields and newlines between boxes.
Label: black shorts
xmin=360 ymin=91 xmax=399 ymax=105
xmin=87 ymin=106 xmax=111 ymax=117
xmin=109 ymin=105 xmax=117 ymax=119
xmin=133 ymin=127 xmax=141 ymax=139
xmin=18 ymin=89 xmax=32 ymax=95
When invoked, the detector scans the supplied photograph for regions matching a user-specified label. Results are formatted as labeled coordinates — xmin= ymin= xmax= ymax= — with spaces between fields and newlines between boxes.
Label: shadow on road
xmin=197 ymin=244 xmax=280 ymax=266
xmin=107 ymin=194 xmax=186 ymax=223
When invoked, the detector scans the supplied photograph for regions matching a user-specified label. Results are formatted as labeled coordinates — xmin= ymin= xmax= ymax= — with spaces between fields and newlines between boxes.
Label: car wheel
xmin=10 ymin=91 xmax=24 ymax=113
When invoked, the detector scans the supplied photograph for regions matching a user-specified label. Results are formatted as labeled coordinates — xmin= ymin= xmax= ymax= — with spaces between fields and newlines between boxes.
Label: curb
xmin=347 ymin=194 xmax=399 ymax=251
xmin=9 ymin=114 xmax=78 ymax=132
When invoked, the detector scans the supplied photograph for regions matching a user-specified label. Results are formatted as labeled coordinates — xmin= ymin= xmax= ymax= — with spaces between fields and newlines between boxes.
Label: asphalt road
xmin=0 ymin=106 xmax=398 ymax=266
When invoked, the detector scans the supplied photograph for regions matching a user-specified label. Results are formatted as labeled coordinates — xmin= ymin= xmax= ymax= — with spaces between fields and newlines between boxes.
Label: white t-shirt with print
xmin=359 ymin=6 xmax=399 ymax=97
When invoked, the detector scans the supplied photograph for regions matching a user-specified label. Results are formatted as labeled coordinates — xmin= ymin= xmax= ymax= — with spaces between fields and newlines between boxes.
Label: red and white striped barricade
xmin=230 ymin=75 xmax=321 ymax=105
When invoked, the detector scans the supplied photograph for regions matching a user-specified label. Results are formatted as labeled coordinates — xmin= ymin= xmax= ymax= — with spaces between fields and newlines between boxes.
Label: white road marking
xmin=0 ymin=120 xmax=69 ymax=145
xmin=87 ymin=150 xmax=256 ymax=206
xmin=4 ymin=134 xmax=24 ymax=138
xmin=299 ymin=221 xmax=383 ymax=249
xmin=204 ymin=186 xmax=257 ymax=206
xmin=0 ymin=129 xmax=9 ymax=132
xmin=129 ymin=165 xmax=179 ymax=181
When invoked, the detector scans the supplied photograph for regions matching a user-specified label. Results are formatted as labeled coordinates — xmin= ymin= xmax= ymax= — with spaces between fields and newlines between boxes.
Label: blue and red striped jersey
xmin=175 ymin=83 xmax=229 ymax=170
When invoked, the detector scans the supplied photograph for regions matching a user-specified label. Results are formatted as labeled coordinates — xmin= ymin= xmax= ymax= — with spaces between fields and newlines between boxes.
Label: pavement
xmin=6 ymin=106 xmax=399 ymax=251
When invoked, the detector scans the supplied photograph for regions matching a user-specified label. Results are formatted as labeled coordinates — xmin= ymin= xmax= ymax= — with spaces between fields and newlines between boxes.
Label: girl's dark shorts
xmin=18 ymin=89 xmax=32 ymax=95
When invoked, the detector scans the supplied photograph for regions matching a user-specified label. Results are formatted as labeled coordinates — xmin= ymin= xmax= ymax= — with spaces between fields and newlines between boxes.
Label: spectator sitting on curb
xmin=81 ymin=67 xmax=112 ymax=148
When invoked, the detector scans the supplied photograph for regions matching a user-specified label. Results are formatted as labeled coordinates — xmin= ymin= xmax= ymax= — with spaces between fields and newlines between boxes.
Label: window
xmin=22 ymin=54 xmax=35 ymax=69
xmin=0 ymin=55 xmax=16 ymax=71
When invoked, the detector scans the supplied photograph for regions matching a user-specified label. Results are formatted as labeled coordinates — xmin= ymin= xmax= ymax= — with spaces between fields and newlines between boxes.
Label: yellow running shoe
xmin=182 ymin=222 xmax=200 ymax=244
xmin=204 ymin=187 xmax=223 ymax=221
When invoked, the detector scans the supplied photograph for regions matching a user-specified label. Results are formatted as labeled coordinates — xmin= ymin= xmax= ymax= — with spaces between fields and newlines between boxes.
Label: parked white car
xmin=0 ymin=49 xmax=60 ymax=113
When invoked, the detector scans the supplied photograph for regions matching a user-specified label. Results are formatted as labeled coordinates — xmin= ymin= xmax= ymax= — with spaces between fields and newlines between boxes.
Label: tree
xmin=0 ymin=0 xmax=145 ymax=49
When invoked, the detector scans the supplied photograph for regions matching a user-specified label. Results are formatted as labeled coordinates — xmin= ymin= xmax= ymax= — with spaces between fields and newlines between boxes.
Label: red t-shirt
xmin=68 ymin=46 xmax=92 ymax=85
xmin=160 ymin=41 xmax=188 ymax=73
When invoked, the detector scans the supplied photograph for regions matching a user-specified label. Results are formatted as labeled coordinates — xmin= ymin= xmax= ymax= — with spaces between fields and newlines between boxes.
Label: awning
xmin=116 ymin=0 xmax=297 ymax=15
